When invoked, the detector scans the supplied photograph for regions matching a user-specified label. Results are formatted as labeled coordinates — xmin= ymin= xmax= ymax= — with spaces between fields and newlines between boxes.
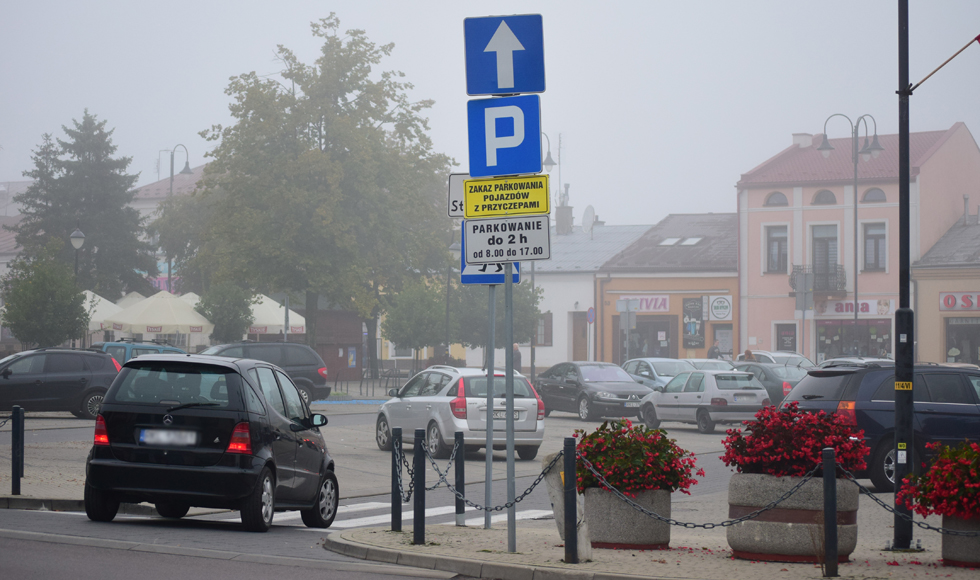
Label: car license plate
xmin=140 ymin=429 xmax=197 ymax=446
xmin=492 ymin=411 xmax=519 ymax=420
xmin=624 ymin=402 xmax=640 ymax=408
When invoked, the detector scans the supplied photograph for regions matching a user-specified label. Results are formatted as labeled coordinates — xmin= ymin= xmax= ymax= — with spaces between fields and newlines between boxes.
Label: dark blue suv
xmin=782 ymin=361 xmax=980 ymax=491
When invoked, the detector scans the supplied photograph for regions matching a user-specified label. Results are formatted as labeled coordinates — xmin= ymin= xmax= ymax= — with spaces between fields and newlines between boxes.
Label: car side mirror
xmin=654 ymin=386 xmax=664 ymax=393
xmin=311 ymin=413 xmax=327 ymax=427
xmin=640 ymin=371 xmax=652 ymax=378
xmin=0 ymin=368 xmax=10 ymax=379
xmin=388 ymin=388 xmax=400 ymax=397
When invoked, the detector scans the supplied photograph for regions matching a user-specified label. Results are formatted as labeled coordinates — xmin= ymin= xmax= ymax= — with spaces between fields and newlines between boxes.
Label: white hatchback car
xmin=637 ymin=369 xmax=770 ymax=434
xmin=375 ymin=366 xmax=545 ymax=460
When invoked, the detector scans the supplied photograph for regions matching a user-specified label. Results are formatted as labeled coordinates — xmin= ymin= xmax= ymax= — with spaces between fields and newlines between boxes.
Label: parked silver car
xmin=622 ymin=358 xmax=697 ymax=389
xmin=637 ymin=370 xmax=770 ymax=434
xmin=375 ymin=366 xmax=545 ymax=460
xmin=684 ymin=358 xmax=735 ymax=371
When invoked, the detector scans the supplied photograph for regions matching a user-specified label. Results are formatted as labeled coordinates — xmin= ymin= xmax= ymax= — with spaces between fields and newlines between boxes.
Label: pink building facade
xmin=737 ymin=122 xmax=980 ymax=363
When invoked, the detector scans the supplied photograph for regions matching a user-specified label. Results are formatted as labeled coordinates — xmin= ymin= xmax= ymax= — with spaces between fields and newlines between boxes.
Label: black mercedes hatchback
xmin=84 ymin=354 xmax=338 ymax=532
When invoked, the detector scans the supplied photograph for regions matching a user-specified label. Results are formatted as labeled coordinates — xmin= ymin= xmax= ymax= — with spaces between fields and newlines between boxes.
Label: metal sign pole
xmin=505 ymin=263 xmax=516 ymax=552
xmin=485 ymin=284 xmax=496 ymax=529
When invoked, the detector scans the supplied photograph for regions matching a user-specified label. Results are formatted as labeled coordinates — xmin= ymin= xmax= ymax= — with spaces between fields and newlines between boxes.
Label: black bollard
xmin=822 ymin=447 xmax=838 ymax=577
xmin=455 ymin=431 xmax=465 ymax=526
xmin=564 ymin=437 xmax=578 ymax=564
xmin=11 ymin=406 xmax=24 ymax=495
xmin=391 ymin=426 xmax=402 ymax=531
xmin=413 ymin=428 xmax=425 ymax=545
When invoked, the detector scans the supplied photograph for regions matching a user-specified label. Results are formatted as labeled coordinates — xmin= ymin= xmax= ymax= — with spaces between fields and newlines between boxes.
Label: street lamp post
xmin=445 ymin=239 xmax=461 ymax=364
xmin=70 ymin=227 xmax=85 ymax=347
xmin=166 ymin=144 xmax=194 ymax=293
xmin=818 ymin=115 xmax=883 ymax=355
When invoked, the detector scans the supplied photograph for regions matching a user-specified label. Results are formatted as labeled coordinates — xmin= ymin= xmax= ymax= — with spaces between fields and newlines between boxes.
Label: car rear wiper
xmin=801 ymin=394 xmax=824 ymax=400
xmin=166 ymin=402 xmax=220 ymax=412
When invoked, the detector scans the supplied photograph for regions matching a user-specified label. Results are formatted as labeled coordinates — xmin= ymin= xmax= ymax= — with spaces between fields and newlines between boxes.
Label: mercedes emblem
xmin=163 ymin=414 xmax=174 ymax=425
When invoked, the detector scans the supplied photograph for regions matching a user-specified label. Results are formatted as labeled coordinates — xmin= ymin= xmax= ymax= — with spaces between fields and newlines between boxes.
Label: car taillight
xmin=226 ymin=422 xmax=252 ymax=454
xmin=710 ymin=398 xmax=728 ymax=406
xmin=94 ymin=415 xmax=109 ymax=446
xmin=111 ymin=357 xmax=122 ymax=372
xmin=317 ymin=367 xmax=328 ymax=379
xmin=450 ymin=378 xmax=467 ymax=419
xmin=835 ymin=401 xmax=857 ymax=426
xmin=536 ymin=398 xmax=545 ymax=420
xmin=762 ymin=398 xmax=771 ymax=407
xmin=782 ymin=381 xmax=793 ymax=396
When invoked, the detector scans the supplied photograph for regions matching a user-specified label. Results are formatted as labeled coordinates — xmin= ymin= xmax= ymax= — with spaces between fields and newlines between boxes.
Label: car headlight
xmin=594 ymin=391 xmax=616 ymax=400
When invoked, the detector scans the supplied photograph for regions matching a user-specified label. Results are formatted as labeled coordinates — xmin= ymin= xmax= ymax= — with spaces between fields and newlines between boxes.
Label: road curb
xmin=321 ymin=530 xmax=651 ymax=580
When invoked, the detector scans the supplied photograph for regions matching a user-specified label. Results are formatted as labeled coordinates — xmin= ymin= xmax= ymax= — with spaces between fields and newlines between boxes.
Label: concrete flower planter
xmin=727 ymin=473 xmax=858 ymax=563
xmin=941 ymin=516 xmax=980 ymax=567
xmin=583 ymin=488 xmax=670 ymax=549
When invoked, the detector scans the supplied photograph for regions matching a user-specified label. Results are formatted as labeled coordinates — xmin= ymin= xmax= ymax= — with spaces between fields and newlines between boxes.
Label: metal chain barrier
xmin=431 ymin=448 xmax=564 ymax=512
xmin=422 ymin=438 xmax=460 ymax=491
xmin=0 ymin=415 xmax=10 ymax=429
xmin=392 ymin=438 xmax=414 ymax=503
xmin=578 ymin=452 xmax=820 ymax=529
xmin=836 ymin=463 xmax=980 ymax=537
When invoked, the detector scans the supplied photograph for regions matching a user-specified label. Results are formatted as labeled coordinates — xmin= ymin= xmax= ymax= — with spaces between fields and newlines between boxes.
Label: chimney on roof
xmin=793 ymin=133 xmax=813 ymax=148
xmin=556 ymin=205 xmax=574 ymax=235
xmin=965 ymin=195 xmax=970 ymax=222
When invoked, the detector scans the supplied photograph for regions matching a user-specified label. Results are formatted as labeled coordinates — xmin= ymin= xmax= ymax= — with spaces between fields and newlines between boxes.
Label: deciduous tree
xmin=195 ymin=282 xmax=257 ymax=344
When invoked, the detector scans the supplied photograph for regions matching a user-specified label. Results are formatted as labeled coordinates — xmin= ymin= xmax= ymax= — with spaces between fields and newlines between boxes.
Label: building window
xmin=392 ymin=344 xmax=412 ymax=358
xmin=765 ymin=192 xmax=788 ymax=206
xmin=536 ymin=312 xmax=553 ymax=346
xmin=812 ymin=224 xmax=839 ymax=290
xmin=812 ymin=190 xmax=837 ymax=205
xmin=766 ymin=226 xmax=788 ymax=273
xmin=864 ymin=223 xmax=886 ymax=271
xmin=862 ymin=188 xmax=887 ymax=203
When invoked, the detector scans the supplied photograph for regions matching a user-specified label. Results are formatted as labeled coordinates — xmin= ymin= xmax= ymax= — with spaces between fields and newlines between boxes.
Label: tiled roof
xmin=600 ymin=213 xmax=737 ymax=273
xmin=913 ymin=214 xmax=980 ymax=268
xmin=134 ymin=164 xmax=207 ymax=200
xmin=0 ymin=215 xmax=23 ymax=255
xmin=737 ymin=124 xmax=964 ymax=187
xmin=533 ymin=224 xmax=652 ymax=273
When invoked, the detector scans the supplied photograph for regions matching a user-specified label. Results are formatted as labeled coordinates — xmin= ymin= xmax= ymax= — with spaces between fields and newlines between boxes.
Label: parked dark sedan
xmin=535 ymin=362 xmax=653 ymax=421
xmin=732 ymin=361 xmax=808 ymax=405
xmin=84 ymin=354 xmax=338 ymax=532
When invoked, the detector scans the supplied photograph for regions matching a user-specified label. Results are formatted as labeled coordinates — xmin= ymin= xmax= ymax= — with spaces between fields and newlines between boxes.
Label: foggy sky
xmin=2 ymin=1 xmax=979 ymax=227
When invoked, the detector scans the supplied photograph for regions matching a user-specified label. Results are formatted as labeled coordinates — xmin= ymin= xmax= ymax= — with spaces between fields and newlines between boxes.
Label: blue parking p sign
xmin=467 ymin=94 xmax=541 ymax=178
xmin=464 ymin=14 xmax=545 ymax=96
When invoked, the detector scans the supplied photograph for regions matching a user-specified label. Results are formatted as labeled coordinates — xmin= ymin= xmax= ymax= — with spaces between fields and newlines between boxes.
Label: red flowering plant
xmin=574 ymin=419 xmax=704 ymax=497
xmin=897 ymin=441 xmax=980 ymax=520
xmin=721 ymin=402 xmax=869 ymax=477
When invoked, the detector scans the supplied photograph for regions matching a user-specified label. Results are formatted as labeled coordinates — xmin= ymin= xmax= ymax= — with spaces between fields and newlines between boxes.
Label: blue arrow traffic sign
xmin=467 ymin=94 xmax=541 ymax=178
xmin=464 ymin=14 xmax=545 ymax=96
xmin=460 ymin=225 xmax=520 ymax=285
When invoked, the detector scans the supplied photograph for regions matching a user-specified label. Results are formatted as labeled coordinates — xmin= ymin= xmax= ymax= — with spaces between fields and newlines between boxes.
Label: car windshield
xmin=0 ymin=352 xmax=25 ymax=366
xmin=697 ymin=361 xmax=732 ymax=370
xmin=770 ymin=366 xmax=808 ymax=380
xmin=715 ymin=374 xmax=764 ymax=390
xmin=651 ymin=361 xmax=695 ymax=377
xmin=106 ymin=363 xmax=240 ymax=408
xmin=464 ymin=377 xmax=533 ymax=397
xmin=772 ymin=354 xmax=814 ymax=367
xmin=581 ymin=365 xmax=634 ymax=382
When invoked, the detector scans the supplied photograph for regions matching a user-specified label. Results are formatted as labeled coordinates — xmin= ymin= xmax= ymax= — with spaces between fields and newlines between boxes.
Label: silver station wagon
xmin=375 ymin=366 xmax=545 ymax=460
xmin=637 ymin=370 xmax=770 ymax=434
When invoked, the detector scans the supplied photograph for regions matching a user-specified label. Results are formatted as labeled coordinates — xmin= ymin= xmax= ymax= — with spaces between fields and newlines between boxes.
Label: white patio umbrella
xmin=179 ymin=292 xmax=201 ymax=308
xmin=83 ymin=290 xmax=123 ymax=332
xmin=248 ymin=294 xmax=305 ymax=334
xmin=104 ymin=290 xmax=214 ymax=335
xmin=115 ymin=291 xmax=146 ymax=309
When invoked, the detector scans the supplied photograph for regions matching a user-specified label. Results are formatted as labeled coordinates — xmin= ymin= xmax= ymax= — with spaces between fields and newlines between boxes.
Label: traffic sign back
xmin=464 ymin=14 xmax=545 ymax=96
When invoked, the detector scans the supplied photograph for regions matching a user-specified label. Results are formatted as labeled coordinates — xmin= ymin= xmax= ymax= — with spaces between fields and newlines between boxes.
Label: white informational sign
xmin=447 ymin=173 xmax=469 ymax=217
xmin=464 ymin=215 xmax=551 ymax=265
xmin=708 ymin=295 xmax=733 ymax=321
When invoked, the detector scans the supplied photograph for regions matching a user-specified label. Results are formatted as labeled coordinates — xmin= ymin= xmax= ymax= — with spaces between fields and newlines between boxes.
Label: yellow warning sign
xmin=463 ymin=174 xmax=550 ymax=219
xmin=895 ymin=381 xmax=912 ymax=391
xmin=898 ymin=443 xmax=907 ymax=450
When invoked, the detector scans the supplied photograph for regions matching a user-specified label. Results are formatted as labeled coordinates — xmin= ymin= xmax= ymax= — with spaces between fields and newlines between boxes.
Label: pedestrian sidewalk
xmin=323 ymin=491 xmax=977 ymax=580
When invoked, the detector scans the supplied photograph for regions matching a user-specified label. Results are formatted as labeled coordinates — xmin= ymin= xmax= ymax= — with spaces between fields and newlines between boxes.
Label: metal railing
xmin=791 ymin=264 xmax=847 ymax=293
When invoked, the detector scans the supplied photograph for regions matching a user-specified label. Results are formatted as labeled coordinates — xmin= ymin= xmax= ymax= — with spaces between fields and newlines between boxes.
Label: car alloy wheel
xmin=578 ymin=397 xmax=594 ymax=421
xmin=376 ymin=415 xmax=392 ymax=451
xmin=82 ymin=392 xmax=105 ymax=421
xmin=260 ymin=475 xmax=274 ymax=524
